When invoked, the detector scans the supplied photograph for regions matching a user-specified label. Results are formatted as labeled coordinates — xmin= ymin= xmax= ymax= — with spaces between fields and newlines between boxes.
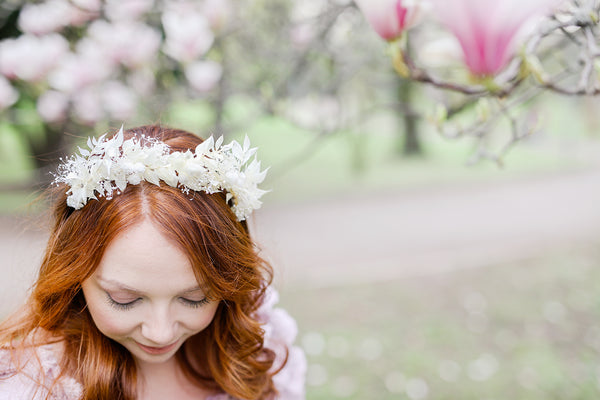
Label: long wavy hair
xmin=0 ymin=125 xmax=280 ymax=399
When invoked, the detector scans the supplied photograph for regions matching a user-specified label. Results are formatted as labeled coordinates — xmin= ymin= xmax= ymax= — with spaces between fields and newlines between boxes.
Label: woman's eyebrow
xmin=97 ymin=277 xmax=144 ymax=294
xmin=97 ymin=277 xmax=205 ymax=295
xmin=180 ymin=286 xmax=205 ymax=294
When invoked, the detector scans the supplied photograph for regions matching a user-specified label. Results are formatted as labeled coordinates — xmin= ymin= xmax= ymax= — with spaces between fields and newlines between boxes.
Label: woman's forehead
xmin=95 ymin=219 xmax=201 ymax=291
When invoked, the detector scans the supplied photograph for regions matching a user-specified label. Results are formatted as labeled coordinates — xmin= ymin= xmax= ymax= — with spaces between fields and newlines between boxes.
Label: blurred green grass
xmin=281 ymin=243 xmax=600 ymax=399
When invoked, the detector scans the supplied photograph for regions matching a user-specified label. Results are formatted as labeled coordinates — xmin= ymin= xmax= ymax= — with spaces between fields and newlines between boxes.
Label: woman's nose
xmin=140 ymin=308 xmax=176 ymax=345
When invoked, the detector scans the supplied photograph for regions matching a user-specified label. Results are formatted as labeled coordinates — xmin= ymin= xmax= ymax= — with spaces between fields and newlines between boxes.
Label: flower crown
xmin=53 ymin=126 xmax=268 ymax=221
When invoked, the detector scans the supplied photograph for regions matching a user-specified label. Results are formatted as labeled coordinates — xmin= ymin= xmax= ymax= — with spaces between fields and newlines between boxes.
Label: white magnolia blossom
xmin=104 ymin=0 xmax=155 ymax=21
xmin=72 ymin=87 xmax=103 ymax=124
xmin=37 ymin=90 xmax=69 ymax=122
xmin=18 ymin=0 xmax=97 ymax=34
xmin=0 ymin=34 xmax=69 ymax=82
xmin=1 ymin=0 xmax=221 ymax=127
xmin=162 ymin=5 xmax=214 ymax=62
xmin=48 ymin=47 xmax=113 ymax=93
xmin=101 ymin=81 xmax=138 ymax=120
xmin=185 ymin=61 xmax=223 ymax=92
xmin=53 ymin=127 xmax=268 ymax=221
xmin=0 ymin=76 xmax=19 ymax=110
xmin=18 ymin=0 xmax=74 ymax=34
xmin=87 ymin=20 xmax=161 ymax=68
xmin=201 ymin=0 xmax=233 ymax=32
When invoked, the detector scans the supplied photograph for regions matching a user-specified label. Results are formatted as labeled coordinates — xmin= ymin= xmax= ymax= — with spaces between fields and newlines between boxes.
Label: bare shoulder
xmin=0 ymin=337 xmax=81 ymax=400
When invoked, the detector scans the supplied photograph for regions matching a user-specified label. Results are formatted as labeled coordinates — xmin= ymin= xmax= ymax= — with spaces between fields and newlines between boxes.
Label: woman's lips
xmin=136 ymin=340 xmax=178 ymax=355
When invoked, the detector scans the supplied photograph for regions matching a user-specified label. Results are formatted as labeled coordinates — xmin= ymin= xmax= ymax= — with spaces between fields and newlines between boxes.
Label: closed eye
xmin=106 ymin=294 xmax=140 ymax=310
xmin=180 ymin=297 xmax=210 ymax=308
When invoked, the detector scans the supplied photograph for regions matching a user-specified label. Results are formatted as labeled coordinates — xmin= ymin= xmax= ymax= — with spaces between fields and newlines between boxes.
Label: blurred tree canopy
xmin=1 ymin=0 xmax=599 ymax=190
xmin=0 ymin=0 xmax=405 ymax=189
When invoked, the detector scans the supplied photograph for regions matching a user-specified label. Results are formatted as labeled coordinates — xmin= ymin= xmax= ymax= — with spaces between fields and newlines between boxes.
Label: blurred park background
xmin=1 ymin=0 xmax=600 ymax=399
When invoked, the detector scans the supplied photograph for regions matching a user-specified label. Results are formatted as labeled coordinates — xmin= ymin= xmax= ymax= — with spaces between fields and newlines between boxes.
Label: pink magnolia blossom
xmin=201 ymin=0 xmax=233 ymax=32
xmin=162 ymin=5 xmax=215 ymax=62
xmin=101 ymin=80 xmax=138 ymax=120
xmin=72 ymin=86 xmax=103 ymax=124
xmin=355 ymin=0 xmax=427 ymax=41
xmin=48 ymin=49 xmax=113 ymax=93
xmin=185 ymin=61 xmax=222 ymax=92
xmin=18 ymin=0 xmax=73 ymax=34
xmin=18 ymin=0 xmax=97 ymax=34
xmin=0 ymin=76 xmax=19 ymax=110
xmin=37 ymin=90 xmax=69 ymax=122
xmin=0 ymin=34 xmax=69 ymax=82
xmin=429 ymin=0 xmax=563 ymax=76
xmin=86 ymin=20 xmax=161 ymax=68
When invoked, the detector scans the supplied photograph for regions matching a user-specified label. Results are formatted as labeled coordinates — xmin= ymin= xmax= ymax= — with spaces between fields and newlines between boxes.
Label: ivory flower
xmin=355 ymin=0 xmax=428 ymax=41
xmin=429 ymin=0 xmax=563 ymax=76
xmin=53 ymin=127 xmax=268 ymax=221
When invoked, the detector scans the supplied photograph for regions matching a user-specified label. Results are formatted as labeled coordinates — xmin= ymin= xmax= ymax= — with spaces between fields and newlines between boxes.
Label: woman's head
xmin=80 ymin=218 xmax=221 ymax=367
xmin=37 ymin=125 xmax=269 ymax=330
xmin=5 ymin=125 xmax=278 ymax=400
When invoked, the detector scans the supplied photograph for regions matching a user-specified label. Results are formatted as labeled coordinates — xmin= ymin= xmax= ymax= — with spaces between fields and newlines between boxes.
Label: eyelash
xmin=180 ymin=297 xmax=210 ymax=308
xmin=105 ymin=294 xmax=210 ymax=310
xmin=106 ymin=294 xmax=138 ymax=310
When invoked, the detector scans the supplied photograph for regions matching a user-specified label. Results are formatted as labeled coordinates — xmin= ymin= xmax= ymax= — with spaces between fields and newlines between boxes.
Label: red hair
xmin=0 ymin=125 xmax=280 ymax=399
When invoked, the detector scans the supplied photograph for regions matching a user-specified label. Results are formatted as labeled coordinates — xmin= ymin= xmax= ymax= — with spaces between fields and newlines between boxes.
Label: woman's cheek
xmin=189 ymin=302 xmax=220 ymax=332
xmin=88 ymin=299 xmax=138 ymax=337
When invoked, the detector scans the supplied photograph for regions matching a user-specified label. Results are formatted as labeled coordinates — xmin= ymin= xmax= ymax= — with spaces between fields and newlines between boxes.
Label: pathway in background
xmin=253 ymin=166 xmax=600 ymax=288
xmin=1 ymin=165 xmax=599 ymax=316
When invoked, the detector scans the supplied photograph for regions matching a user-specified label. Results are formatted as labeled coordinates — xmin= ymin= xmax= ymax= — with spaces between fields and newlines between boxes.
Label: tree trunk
xmin=29 ymin=123 xmax=68 ymax=187
xmin=397 ymin=76 xmax=423 ymax=157
xmin=396 ymin=34 xmax=423 ymax=157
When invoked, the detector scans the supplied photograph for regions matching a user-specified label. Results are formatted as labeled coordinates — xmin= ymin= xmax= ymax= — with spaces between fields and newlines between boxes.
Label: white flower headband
xmin=53 ymin=126 xmax=268 ymax=221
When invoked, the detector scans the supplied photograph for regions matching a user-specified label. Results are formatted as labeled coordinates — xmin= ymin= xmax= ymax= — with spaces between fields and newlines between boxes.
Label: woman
xmin=0 ymin=125 xmax=306 ymax=400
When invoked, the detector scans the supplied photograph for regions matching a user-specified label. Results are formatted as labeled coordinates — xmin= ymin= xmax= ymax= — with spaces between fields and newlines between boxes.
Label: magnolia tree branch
xmin=399 ymin=6 xmax=600 ymax=97
xmin=352 ymin=0 xmax=600 ymax=163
